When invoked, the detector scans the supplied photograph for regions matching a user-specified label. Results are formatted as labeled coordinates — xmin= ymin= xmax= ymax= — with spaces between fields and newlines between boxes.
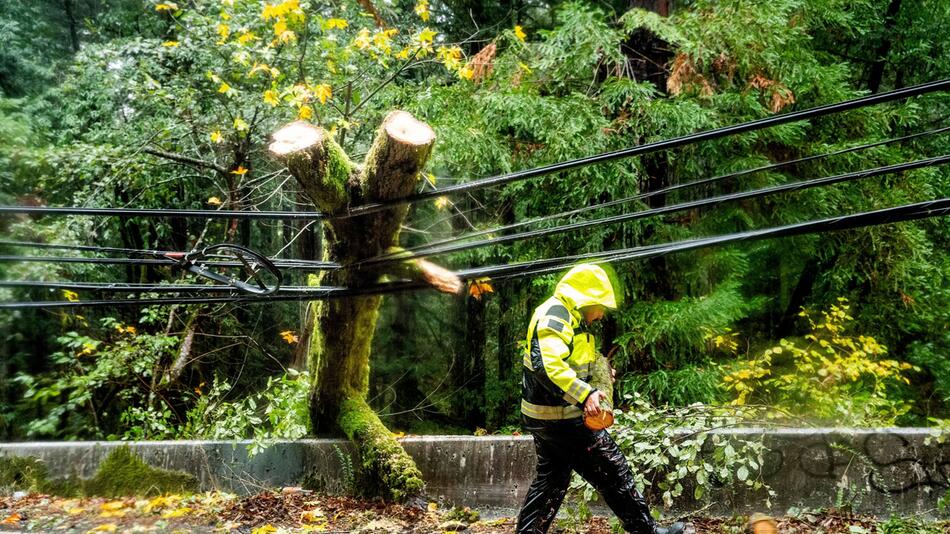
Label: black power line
xmin=363 ymin=124 xmax=950 ymax=264
xmin=2 ymin=79 xmax=948 ymax=222
xmin=357 ymin=155 xmax=950 ymax=263
xmin=4 ymin=197 xmax=948 ymax=308
xmin=341 ymin=78 xmax=950 ymax=217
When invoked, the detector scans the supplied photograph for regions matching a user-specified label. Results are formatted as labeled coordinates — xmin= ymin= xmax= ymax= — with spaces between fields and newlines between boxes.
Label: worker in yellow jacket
xmin=515 ymin=264 xmax=687 ymax=534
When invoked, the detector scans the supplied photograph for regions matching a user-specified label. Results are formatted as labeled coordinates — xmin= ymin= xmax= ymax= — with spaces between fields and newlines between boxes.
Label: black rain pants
xmin=515 ymin=415 xmax=656 ymax=534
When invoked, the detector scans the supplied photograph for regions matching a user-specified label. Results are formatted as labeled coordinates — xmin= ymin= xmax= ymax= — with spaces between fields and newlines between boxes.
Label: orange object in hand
xmin=584 ymin=407 xmax=615 ymax=430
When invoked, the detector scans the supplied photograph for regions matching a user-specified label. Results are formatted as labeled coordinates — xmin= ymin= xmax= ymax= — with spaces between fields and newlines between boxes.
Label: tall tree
xmin=269 ymin=112 xmax=461 ymax=502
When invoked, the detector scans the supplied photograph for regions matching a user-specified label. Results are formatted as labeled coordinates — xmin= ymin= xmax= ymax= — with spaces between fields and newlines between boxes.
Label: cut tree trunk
xmin=269 ymin=112 xmax=459 ymax=503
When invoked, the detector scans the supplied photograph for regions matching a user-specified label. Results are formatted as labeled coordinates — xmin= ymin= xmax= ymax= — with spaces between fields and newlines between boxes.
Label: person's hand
xmin=584 ymin=390 xmax=608 ymax=417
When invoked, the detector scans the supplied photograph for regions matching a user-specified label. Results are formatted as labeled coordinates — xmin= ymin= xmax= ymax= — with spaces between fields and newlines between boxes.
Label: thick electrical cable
xmin=341 ymin=78 xmax=950 ymax=217
xmin=5 ymin=153 xmax=946 ymax=279
xmin=362 ymin=124 xmax=950 ymax=265
xmin=0 ymin=206 xmax=325 ymax=220
xmin=3 ymin=79 xmax=948 ymax=222
xmin=464 ymin=198 xmax=950 ymax=281
xmin=356 ymin=154 xmax=950 ymax=264
xmin=0 ymin=255 xmax=339 ymax=270
xmin=5 ymin=197 xmax=949 ymax=309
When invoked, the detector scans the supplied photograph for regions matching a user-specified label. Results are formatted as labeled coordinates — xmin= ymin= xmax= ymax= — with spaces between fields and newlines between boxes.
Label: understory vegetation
xmin=0 ymin=0 xmax=949 ymax=507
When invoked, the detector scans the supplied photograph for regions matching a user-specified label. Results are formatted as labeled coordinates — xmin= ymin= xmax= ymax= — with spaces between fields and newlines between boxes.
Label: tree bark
xmin=62 ymin=0 xmax=80 ymax=53
xmin=867 ymin=0 xmax=903 ymax=94
xmin=269 ymin=112 xmax=457 ymax=503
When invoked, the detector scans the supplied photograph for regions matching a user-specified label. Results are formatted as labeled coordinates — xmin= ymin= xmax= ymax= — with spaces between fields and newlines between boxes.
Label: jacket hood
xmin=554 ymin=264 xmax=617 ymax=312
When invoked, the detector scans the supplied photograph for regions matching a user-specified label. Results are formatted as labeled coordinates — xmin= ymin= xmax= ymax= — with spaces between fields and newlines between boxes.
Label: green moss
xmin=338 ymin=397 xmax=425 ymax=503
xmin=83 ymin=445 xmax=198 ymax=497
xmin=0 ymin=456 xmax=53 ymax=494
xmin=0 ymin=447 xmax=196 ymax=497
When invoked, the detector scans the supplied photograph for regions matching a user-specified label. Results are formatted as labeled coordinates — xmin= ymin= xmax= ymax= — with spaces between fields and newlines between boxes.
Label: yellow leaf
xmin=298 ymin=105 xmax=313 ymax=120
xmin=300 ymin=509 xmax=326 ymax=522
xmin=230 ymin=165 xmax=249 ymax=175
xmin=468 ymin=278 xmax=494 ymax=300
xmin=434 ymin=196 xmax=450 ymax=210
xmin=210 ymin=130 xmax=223 ymax=143
xmin=280 ymin=330 xmax=299 ymax=344
xmin=249 ymin=63 xmax=272 ymax=77
xmin=66 ymin=506 xmax=86 ymax=515
xmin=217 ymin=23 xmax=230 ymax=40
xmin=263 ymin=89 xmax=280 ymax=106
xmin=414 ymin=0 xmax=430 ymax=21
xmin=162 ymin=507 xmax=190 ymax=518
xmin=88 ymin=524 xmax=117 ymax=533
xmin=207 ymin=196 xmax=222 ymax=206
xmin=514 ymin=25 xmax=527 ymax=42
xmin=98 ymin=510 xmax=125 ymax=518
xmin=100 ymin=501 xmax=126 ymax=512
xmin=313 ymin=84 xmax=332 ymax=104
xmin=161 ymin=40 xmax=180 ymax=47
xmin=233 ymin=117 xmax=249 ymax=131
xmin=155 ymin=3 xmax=178 ymax=12
xmin=1 ymin=513 xmax=21 ymax=525
xmin=252 ymin=525 xmax=278 ymax=534
xmin=62 ymin=289 xmax=79 ymax=302
xmin=324 ymin=18 xmax=348 ymax=30
xmin=417 ymin=28 xmax=436 ymax=44
xmin=218 ymin=81 xmax=232 ymax=94
xmin=427 ymin=502 xmax=438 ymax=512
xmin=426 ymin=173 xmax=436 ymax=186
xmin=238 ymin=31 xmax=258 ymax=45
xmin=395 ymin=48 xmax=411 ymax=60
xmin=458 ymin=66 xmax=474 ymax=80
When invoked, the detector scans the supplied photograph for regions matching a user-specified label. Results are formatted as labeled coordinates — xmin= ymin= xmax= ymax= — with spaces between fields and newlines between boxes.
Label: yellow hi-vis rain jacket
xmin=521 ymin=264 xmax=617 ymax=421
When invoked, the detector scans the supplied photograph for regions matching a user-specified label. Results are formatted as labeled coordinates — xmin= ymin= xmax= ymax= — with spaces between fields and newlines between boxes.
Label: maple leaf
xmin=161 ymin=40 xmax=180 ymax=47
xmin=514 ymin=25 xmax=527 ymax=42
xmin=0 ymin=513 xmax=20 ymax=525
xmin=218 ymin=81 xmax=233 ymax=95
xmin=155 ymin=3 xmax=178 ymax=12
xmin=62 ymin=289 xmax=79 ymax=302
xmin=298 ymin=105 xmax=314 ymax=120
xmin=324 ymin=18 xmax=348 ymax=30
xmin=237 ymin=31 xmax=258 ymax=45
xmin=280 ymin=330 xmax=299 ymax=344
xmin=210 ymin=130 xmax=223 ymax=143
xmin=417 ymin=28 xmax=436 ymax=44
xmin=313 ymin=84 xmax=332 ymax=104
xmin=230 ymin=165 xmax=249 ymax=175
xmin=233 ymin=117 xmax=249 ymax=131
xmin=468 ymin=278 xmax=494 ymax=300
xmin=263 ymin=89 xmax=280 ymax=106
xmin=414 ymin=0 xmax=430 ymax=21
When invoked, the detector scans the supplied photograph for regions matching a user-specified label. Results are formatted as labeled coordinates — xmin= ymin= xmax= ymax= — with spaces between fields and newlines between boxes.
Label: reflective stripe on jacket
xmin=521 ymin=264 xmax=617 ymax=420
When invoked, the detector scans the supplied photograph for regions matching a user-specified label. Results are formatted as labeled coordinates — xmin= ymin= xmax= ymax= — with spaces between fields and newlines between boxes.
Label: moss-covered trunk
xmin=269 ymin=112 xmax=458 ymax=503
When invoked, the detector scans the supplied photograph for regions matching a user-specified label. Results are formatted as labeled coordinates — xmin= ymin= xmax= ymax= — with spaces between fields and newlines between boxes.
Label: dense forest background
xmin=1 ymin=0 xmax=948 ymax=443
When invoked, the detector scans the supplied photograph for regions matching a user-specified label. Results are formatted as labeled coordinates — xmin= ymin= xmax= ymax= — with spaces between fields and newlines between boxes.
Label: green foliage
xmin=121 ymin=371 xmax=311 ymax=456
xmin=566 ymin=393 xmax=772 ymax=520
xmin=722 ymin=299 xmax=916 ymax=425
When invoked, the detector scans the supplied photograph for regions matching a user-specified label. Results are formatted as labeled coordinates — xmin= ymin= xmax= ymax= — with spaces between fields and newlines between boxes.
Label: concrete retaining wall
xmin=2 ymin=429 xmax=948 ymax=517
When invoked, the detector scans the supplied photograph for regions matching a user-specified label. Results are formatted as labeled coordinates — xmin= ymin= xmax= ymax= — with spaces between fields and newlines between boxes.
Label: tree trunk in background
xmin=62 ymin=0 xmax=80 ymax=53
xmin=270 ymin=113 xmax=459 ymax=503
xmin=867 ymin=0 xmax=903 ymax=94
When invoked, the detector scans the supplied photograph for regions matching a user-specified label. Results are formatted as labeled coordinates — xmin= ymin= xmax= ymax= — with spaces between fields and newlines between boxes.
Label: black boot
xmin=655 ymin=522 xmax=691 ymax=534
